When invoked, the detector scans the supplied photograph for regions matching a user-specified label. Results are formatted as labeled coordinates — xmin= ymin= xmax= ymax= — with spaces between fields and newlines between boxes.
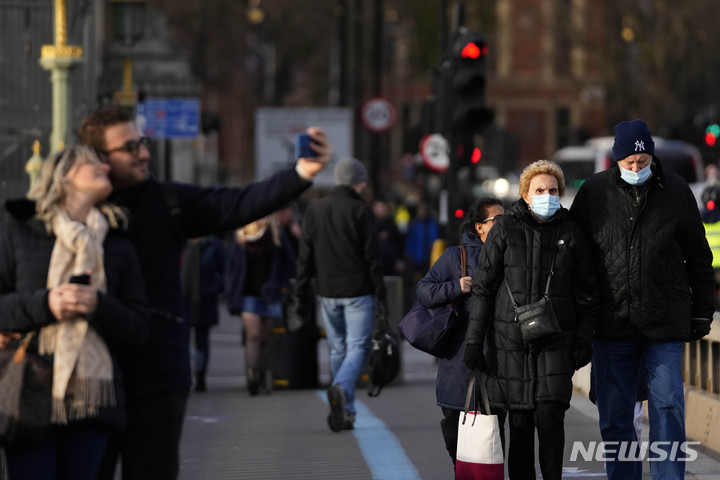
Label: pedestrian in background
xmin=415 ymin=197 xmax=505 ymax=468
xmin=569 ymin=120 xmax=714 ymax=480
xmin=373 ymin=198 xmax=405 ymax=276
xmin=465 ymin=160 xmax=599 ymax=480
xmin=181 ymin=235 xmax=227 ymax=393
xmin=274 ymin=204 xmax=301 ymax=257
xmin=0 ymin=146 xmax=150 ymax=479
xmin=78 ymin=105 xmax=330 ymax=480
xmin=700 ymin=184 xmax=720 ymax=306
xmin=404 ymin=200 xmax=439 ymax=281
xmin=295 ymin=157 xmax=387 ymax=432
xmin=225 ymin=216 xmax=296 ymax=395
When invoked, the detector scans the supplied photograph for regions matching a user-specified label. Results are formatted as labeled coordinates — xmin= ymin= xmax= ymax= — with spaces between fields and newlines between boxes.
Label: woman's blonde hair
xmin=518 ymin=159 xmax=566 ymax=198
xmin=27 ymin=145 xmax=127 ymax=231
xmin=235 ymin=215 xmax=281 ymax=246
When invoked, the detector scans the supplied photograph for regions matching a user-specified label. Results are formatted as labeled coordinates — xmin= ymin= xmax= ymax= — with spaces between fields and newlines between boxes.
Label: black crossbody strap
xmin=503 ymin=230 xmax=559 ymax=305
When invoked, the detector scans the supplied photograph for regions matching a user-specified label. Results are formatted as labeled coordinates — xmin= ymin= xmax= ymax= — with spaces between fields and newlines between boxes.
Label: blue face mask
xmin=530 ymin=194 xmax=561 ymax=220
xmin=619 ymin=162 xmax=653 ymax=185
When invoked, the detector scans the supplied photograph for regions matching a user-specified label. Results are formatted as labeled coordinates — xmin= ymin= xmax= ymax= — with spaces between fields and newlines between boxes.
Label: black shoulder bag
xmin=503 ymin=241 xmax=561 ymax=343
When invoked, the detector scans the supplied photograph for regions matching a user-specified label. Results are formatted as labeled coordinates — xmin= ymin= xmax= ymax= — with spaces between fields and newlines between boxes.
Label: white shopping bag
xmin=455 ymin=374 xmax=504 ymax=480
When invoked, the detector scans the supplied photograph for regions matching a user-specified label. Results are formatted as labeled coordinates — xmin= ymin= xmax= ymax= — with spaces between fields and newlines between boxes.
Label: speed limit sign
xmin=361 ymin=97 xmax=397 ymax=133
xmin=420 ymin=133 xmax=450 ymax=173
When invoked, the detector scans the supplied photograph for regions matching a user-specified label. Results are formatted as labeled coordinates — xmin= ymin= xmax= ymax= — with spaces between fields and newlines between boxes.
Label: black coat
xmin=569 ymin=160 xmax=715 ymax=341
xmin=296 ymin=185 xmax=386 ymax=300
xmin=466 ymin=201 xmax=599 ymax=410
xmin=0 ymin=199 xmax=150 ymax=428
xmin=110 ymin=167 xmax=312 ymax=399
xmin=415 ymin=231 xmax=483 ymax=410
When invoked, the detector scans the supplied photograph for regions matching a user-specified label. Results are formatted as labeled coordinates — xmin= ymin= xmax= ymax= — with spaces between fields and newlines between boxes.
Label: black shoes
xmin=327 ymin=384 xmax=346 ymax=432
xmin=343 ymin=412 xmax=355 ymax=430
xmin=247 ymin=368 xmax=272 ymax=396
xmin=194 ymin=370 xmax=206 ymax=393
xmin=247 ymin=369 xmax=260 ymax=396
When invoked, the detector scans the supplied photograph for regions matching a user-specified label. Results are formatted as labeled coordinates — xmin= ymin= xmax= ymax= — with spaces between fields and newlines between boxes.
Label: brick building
xmin=487 ymin=0 xmax=608 ymax=171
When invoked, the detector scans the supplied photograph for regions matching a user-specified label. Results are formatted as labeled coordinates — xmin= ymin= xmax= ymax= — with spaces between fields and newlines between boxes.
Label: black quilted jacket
xmin=465 ymin=201 xmax=599 ymax=410
xmin=569 ymin=160 xmax=715 ymax=341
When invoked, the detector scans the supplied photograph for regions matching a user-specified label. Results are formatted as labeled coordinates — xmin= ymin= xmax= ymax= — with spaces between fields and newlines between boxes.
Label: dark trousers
xmin=507 ymin=401 xmax=566 ymax=480
xmin=98 ymin=391 xmax=189 ymax=480
xmin=440 ymin=407 xmax=507 ymax=466
xmin=193 ymin=325 xmax=211 ymax=372
xmin=5 ymin=422 xmax=111 ymax=480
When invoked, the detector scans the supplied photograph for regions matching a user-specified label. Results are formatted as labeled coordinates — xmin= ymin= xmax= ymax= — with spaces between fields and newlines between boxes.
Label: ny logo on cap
xmin=634 ymin=140 xmax=645 ymax=152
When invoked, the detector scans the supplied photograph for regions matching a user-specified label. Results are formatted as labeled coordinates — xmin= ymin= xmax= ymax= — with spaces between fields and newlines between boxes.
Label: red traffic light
xmin=460 ymin=42 xmax=488 ymax=59
xmin=706 ymin=132 xmax=717 ymax=147
xmin=471 ymin=148 xmax=482 ymax=164
xmin=708 ymin=200 xmax=716 ymax=211
xmin=454 ymin=209 xmax=465 ymax=219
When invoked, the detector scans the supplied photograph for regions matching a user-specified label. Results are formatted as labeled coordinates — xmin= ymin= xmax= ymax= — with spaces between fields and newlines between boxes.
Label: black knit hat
xmin=612 ymin=120 xmax=655 ymax=161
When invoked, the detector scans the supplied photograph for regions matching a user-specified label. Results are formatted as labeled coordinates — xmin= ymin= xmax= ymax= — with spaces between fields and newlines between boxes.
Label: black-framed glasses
xmin=101 ymin=137 xmax=150 ymax=156
xmin=480 ymin=214 xmax=503 ymax=224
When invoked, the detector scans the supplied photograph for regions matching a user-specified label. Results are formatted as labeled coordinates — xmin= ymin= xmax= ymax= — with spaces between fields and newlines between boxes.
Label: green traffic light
xmin=706 ymin=123 xmax=720 ymax=137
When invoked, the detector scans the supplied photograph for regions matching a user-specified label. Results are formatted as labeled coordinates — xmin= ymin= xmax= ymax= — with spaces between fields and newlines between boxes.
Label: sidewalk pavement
xmin=178 ymin=306 xmax=720 ymax=479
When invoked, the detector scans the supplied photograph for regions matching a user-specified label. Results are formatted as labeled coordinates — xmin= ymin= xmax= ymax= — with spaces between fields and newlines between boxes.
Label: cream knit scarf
xmin=39 ymin=207 xmax=115 ymax=424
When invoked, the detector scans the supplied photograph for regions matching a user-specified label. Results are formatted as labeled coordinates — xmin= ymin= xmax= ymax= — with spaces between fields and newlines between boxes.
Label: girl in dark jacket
xmin=226 ymin=215 xmax=296 ymax=395
xmin=415 ymin=197 xmax=504 ymax=467
xmin=464 ymin=160 xmax=599 ymax=480
xmin=0 ymin=146 xmax=150 ymax=479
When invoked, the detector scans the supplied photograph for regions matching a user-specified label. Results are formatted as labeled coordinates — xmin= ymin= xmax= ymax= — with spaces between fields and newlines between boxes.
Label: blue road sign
xmin=137 ymin=98 xmax=200 ymax=138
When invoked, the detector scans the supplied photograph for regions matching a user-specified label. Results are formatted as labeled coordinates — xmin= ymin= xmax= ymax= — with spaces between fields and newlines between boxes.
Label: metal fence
xmin=0 ymin=0 xmax=99 ymax=201
xmin=684 ymin=317 xmax=720 ymax=396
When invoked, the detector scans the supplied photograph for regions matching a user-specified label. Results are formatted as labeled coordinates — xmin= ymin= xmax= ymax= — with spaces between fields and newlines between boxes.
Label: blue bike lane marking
xmin=317 ymin=391 xmax=421 ymax=480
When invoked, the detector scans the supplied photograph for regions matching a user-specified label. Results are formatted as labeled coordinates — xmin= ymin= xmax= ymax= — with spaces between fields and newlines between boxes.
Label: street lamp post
xmin=39 ymin=0 xmax=83 ymax=153
xmin=111 ymin=0 xmax=147 ymax=106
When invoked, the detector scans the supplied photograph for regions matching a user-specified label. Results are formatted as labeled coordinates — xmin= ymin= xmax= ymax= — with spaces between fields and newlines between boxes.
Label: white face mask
xmin=619 ymin=162 xmax=653 ymax=185
xmin=530 ymin=194 xmax=561 ymax=220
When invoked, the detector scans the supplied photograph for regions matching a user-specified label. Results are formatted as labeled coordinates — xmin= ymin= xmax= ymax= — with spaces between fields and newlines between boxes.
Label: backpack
xmin=366 ymin=320 xmax=400 ymax=397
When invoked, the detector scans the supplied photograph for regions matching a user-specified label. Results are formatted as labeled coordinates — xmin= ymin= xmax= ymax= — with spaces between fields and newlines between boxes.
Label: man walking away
xmin=295 ymin=157 xmax=387 ymax=432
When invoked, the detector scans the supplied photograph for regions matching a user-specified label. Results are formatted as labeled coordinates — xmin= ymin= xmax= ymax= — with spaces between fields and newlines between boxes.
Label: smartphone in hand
xmin=69 ymin=273 xmax=90 ymax=285
xmin=295 ymin=133 xmax=318 ymax=159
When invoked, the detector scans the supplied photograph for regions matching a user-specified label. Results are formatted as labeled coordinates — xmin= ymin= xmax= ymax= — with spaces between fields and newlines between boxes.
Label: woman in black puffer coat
xmin=415 ymin=197 xmax=505 ymax=469
xmin=464 ymin=160 xmax=599 ymax=480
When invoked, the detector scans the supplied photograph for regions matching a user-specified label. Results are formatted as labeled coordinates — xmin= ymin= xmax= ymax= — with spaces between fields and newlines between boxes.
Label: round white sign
xmin=361 ymin=97 xmax=397 ymax=133
xmin=420 ymin=133 xmax=450 ymax=173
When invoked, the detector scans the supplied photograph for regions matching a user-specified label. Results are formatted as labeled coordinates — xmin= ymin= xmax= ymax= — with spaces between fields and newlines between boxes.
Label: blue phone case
xmin=295 ymin=133 xmax=318 ymax=158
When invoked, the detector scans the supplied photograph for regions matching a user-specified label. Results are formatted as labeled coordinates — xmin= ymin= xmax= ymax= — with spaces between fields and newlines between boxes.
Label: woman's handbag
xmin=399 ymin=246 xmax=467 ymax=358
xmin=503 ymin=242 xmax=561 ymax=343
xmin=0 ymin=331 xmax=52 ymax=447
xmin=455 ymin=372 xmax=504 ymax=480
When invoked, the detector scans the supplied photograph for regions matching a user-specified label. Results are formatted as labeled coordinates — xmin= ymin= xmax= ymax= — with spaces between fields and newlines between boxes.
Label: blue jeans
xmin=319 ymin=294 xmax=375 ymax=415
xmin=592 ymin=339 xmax=685 ymax=480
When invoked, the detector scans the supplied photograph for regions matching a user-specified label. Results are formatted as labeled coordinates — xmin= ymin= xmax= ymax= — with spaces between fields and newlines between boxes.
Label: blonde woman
xmin=464 ymin=160 xmax=599 ymax=480
xmin=0 ymin=146 xmax=149 ymax=479
xmin=225 ymin=215 xmax=296 ymax=395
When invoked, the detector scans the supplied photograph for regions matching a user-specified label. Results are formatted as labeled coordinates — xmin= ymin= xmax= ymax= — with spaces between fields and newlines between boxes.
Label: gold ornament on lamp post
xmin=25 ymin=141 xmax=44 ymax=191
xmin=111 ymin=0 xmax=148 ymax=106
xmin=39 ymin=0 xmax=83 ymax=153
